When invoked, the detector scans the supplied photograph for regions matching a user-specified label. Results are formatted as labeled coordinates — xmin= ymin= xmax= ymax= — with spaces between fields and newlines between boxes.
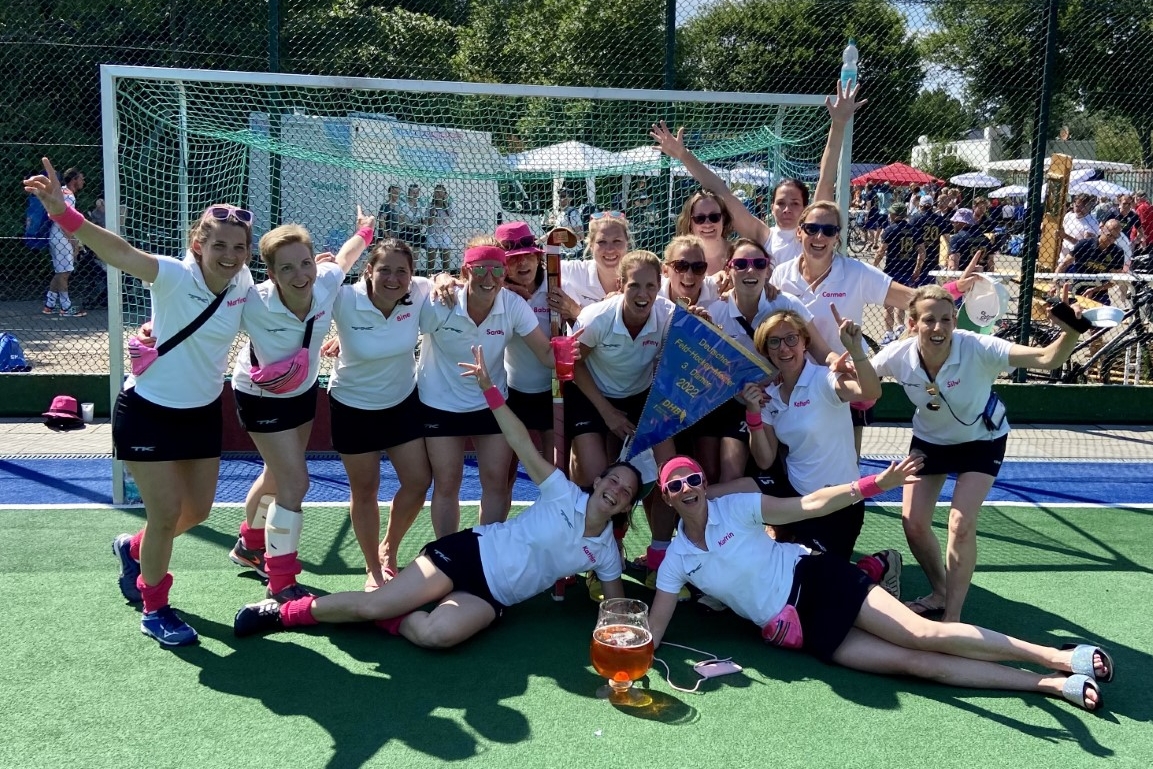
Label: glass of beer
xmin=590 ymin=598 xmax=654 ymax=704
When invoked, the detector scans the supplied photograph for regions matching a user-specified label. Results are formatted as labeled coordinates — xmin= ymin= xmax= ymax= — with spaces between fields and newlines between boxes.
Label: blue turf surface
xmin=1 ymin=455 xmax=1150 ymax=507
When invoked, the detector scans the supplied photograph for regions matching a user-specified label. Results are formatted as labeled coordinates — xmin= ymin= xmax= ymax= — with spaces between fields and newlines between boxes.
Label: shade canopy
xmin=852 ymin=162 xmax=943 ymax=186
xmin=988 ymin=185 xmax=1028 ymax=198
xmin=950 ymin=172 xmax=1001 ymax=188
xmin=1070 ymin=180 xmax=1133 ymax=198
xmin=507 ymin=141 xmax=620 ymax=172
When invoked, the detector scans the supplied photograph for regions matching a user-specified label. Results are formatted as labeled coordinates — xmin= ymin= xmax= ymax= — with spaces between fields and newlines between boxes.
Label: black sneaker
xmin=112 ymin=533 xmax=142 ymax=603
xmin=874 ymin=549 xmax=903 ymax=600
xmin=234 ymin=599 xmax=284 ymax=637
xmin=229 ymin=537 xmax=268 ymax=579
xmin=266 ymin=583 xmax=314 ymax=604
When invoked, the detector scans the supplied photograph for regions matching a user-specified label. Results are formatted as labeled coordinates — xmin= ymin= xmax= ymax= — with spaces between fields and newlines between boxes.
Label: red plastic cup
xmin=551 ymin=337 xmax=576 ymax=381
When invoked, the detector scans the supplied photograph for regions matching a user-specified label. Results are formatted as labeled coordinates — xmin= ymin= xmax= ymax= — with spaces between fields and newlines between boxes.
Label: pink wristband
xmin=857 ymin=474 xmax=883 ymax=498
xmin=484 ymin=386 xmax=505 ymax=410
xmin=355 ymin=225 xmax=374 ymax=243
xmin=48 ymin=205 xmax=85 ymax=235
xmin=943 ymin=281 xmax=963 ymax=301
xmin=745 ymin=411 xmax=763 ymax=429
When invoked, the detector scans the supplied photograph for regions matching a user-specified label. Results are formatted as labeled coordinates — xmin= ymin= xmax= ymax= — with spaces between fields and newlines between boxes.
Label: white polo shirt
xmin=772 ymin=255 xmax=891 ymax=355
xmin=417 ymin=285 xmax=539 ymax=412
xmin=126 ymin=253 xmax=252 ymax=409
xmin=506 ymin=281 xmax=553 ymax=394
xmin=761 ymin=362 xmax=858 ymax=494
xmin=573 ymin=294 xmax=674 ymax=398
xmin=475 ymin=469 xmax=623 ymax=606
xmin=561 ymin=259 xmax=611 ymax=307
xmin=231 ymin=262 xmax=344 ymax=398
xmin=1061 ymin=212 xmax=1099 ymax=259
xmin=871 ymin=330 xmax=1013 ymax=444
xmin=656 ymin=494 xmax=807 ymax=627
xmin=706 ymin=292 xmax=812 ymax=357
xmin=765 ymin=227 xmax=801 ymax=266
xmin=658 ymin=275 xmax=720 ymax=305
xmin=327 ymin=277 xmax=431 ymax=410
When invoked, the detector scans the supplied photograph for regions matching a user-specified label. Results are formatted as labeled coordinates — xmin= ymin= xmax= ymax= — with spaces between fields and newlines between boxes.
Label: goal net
xmin=100 ymin=65 xmax=833 ymax=500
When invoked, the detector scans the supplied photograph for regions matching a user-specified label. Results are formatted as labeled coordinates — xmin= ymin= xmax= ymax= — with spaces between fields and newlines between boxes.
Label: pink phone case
xmin=694 ymin=660 xmax=743 ymax=678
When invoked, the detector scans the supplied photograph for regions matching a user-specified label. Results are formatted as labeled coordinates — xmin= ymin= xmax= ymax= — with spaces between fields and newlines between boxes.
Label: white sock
xmin=45 ymin=290 xmax=58 ymax=308
xmin=265 ymin=502 xmax=303 ymax=558
xmin=60 ymin=293 xmax=71 ymax=311
xmin=252 ymin=494 xmax=274 ymax=529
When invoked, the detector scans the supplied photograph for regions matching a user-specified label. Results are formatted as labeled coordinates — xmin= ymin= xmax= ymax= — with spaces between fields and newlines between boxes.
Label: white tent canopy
xmin=950 ymin=172 xmax=1001 ymax=188
xmin=985 ymin=158 xmax=1134 ymax=173
xmin=611 ymin=146 xmax=730 ymax=180
xmin=988 ymin=184 xmax=1028 ymax=198
xmin=507 ymin=140 xmax=620 ymax=172
xmin=729 ymin=163 xmax=774 ymax=186
xmin=1070 ymin=180 xmax=1133 ymax=198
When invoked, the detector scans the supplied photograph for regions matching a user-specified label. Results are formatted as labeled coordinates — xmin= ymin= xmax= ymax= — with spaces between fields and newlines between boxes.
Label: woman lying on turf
xmin=234 ymin=344 xmax=644 ymax=648
xmin=647 ymin=455 xmax=1114 ymax=712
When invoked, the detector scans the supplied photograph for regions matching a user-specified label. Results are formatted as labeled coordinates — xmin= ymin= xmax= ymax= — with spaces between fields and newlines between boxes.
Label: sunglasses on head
xmin=205 ymin=204 xmax=253 ymax=225
xmin=591 ymin=210 xmax=626 ymax=221
xmin=800 ymin=222 xmax=841 ymax=237
xmin=469 ymin=265 xmax=505 ymax=278
xmin=499 ymin=235 xmax=538 ymax=250
xmin=764 ymin=333 xmax=801 ymax=350
xmin=667 ymin=259 xmax=708 ymax=275
xmin=691 ymin=212 xmax=724 ymax=225
xmin=664 ymin=472 xmax=704 ymax=494
xmin=730 ymin=256 xmax=770 ymax=271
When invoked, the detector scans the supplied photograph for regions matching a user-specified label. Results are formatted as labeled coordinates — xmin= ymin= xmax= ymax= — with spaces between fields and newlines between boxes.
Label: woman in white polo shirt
xmin=659 ymin=235 xmax=721 ymax=307
xmin=326 ymin=238 xmax=432 ymax=590
xmin=418 ymin=243 xmax=555 ymax=537
xmin=870 ymin=285 xmax=1086 ymax=622
xmin=549 ymin=212 xmax=634 ymax=324
xmin=647 ymin=456 xmax=1113 ymax=713
xmin=229 ymin=217 xmax=368 ymax=604
xmin=233 ymin=347 xmax=645 ymax=650
xmin=26 ymin=159 xmax=254 ymax=647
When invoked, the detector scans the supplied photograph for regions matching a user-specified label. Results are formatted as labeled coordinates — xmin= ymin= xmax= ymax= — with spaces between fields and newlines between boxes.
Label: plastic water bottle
xmin=840 ymin=39 xmax=858 ymax=90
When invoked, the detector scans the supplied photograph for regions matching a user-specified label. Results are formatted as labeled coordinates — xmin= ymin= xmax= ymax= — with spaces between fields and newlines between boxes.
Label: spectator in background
xmin=1134 ymin=192 xmax=1153 ymax=255
xmin=554 ymin=188 xmax=584 ymax=240
xmin=1061 ymin=193 xmax=1099 ymax=263
xmin=377 ymin=185 xmax=401 ymax=241
xmin=1057 ymin=219 xmax=1126 ymax=304
xmin=910 ymin=194 xmax=948 ymax=286
xmin=947 ymin=208 xmax=994 ymax=273
xmin=1092 ymin=195 xmax=1117 ymax=224
xmin=425 ymin=183 xmax=453 ymax=273
xmin=88 ymin=198 xmax=106 ymax=229
xmin=43 ymin=166 xmax=86 ymax=317
xmin=399 ymin=183 xmax=425 ymax=264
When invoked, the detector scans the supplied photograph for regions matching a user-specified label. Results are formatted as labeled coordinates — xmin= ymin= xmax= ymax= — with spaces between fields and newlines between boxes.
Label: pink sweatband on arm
xmin=745 ymin=411 xmax=763 ymax=430
xmin=355 ymin=225 xmax=374 ymax=243
xmin=943 ymin=281 xmax=963 ymax=300
xmin=49 ymin=205 xmax=85 ymax=235
xmin=857 ymin=474 xmax=883 ymax=498
xmin=484 ymin=386 xmax=505 ymax=410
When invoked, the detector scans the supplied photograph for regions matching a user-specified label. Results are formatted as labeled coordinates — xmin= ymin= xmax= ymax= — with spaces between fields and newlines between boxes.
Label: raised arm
xmin=459 ymin=345 xmax=556 ymax=485
xmin=1007 ymin=307 xmax=1084 ymax=370
xmin=741 ymin=383 xmax=779 ymax=470
xmin=814 ymin=80 xmax=867 ymax=204
xmin=759 ymin=455 xmax=922 ymax=524
xmin=24 ymin=157 xmax=158 ymax=282
xmin=650 ymin=121 xmax=770 ymax=245
xmin=831 ymin=303 xmax=881 ymax=402
xmin=334 ymin=206 xmax=376 ymax=273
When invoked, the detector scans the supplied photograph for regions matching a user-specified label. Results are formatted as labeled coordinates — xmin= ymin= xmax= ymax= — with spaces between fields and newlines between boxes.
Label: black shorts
xmin=689 ymin=400 xmax=748 ymax=441
xmin=421 ymin=402 xmax=500 ymax=438
xmin=421 ymin=530 xmax=506 ymax=617
xmin=792 ymin=553 xmax=874 ymax=663
xmin=330 ymin=387 xmax=426 ymax=455
xmin=850 ymin=403 xmax=873 ymax=428
xmin=507 ymin=388 xmax=554 ymax=433
xmin=771 ymin=501 xmax=865 ymax=563
xmin=911 ymin=433 xmax=1007 ymax=477
xmin=113 ymin=387 xmax=223 ymax=462
xmin=564 ymin=385 xmax=649 ymax=438
xmin=234 ymin=381 xmax=319 ymax=433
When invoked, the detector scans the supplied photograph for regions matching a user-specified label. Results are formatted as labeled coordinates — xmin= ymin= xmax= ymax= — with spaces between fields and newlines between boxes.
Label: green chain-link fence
xmin=3 ymin=0 xmax=1152 ymax=381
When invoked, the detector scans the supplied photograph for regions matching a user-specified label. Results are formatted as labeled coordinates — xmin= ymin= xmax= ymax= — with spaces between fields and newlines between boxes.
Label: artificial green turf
xmin=0 ymin=503 xmax=1150 ymax=769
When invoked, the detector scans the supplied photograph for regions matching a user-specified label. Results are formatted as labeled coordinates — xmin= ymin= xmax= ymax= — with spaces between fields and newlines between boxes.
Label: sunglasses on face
xmin=469 ymin=265 xmax=505 ymax=278
xmin=691 ymin=212 xmax=724 ymax=225
xmin=667 ymin=260 xmax=708 ymax=275
xmin=730 ymin=256 xmax=769 ymax=271
xmin=664 ymin=472 xmax=704 ymax=494
xmin=591 ymin=210 xmax=626 ymax=220
xmin=205 ymin=204 xmax=253 ymax=225
xmin=499 ymin=235 xmax=538 ymax=250
xmin=764 ymin=333 xmax=801 ymax=350
xmin=800 ymin=222 xmax=841 ymax=237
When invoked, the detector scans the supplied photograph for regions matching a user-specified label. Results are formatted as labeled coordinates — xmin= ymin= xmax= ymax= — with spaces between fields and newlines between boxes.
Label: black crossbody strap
xmin=734 ymin=314 xmax=758 ymax=341
xmin=156 ymin=288 xmax=229 ymax=357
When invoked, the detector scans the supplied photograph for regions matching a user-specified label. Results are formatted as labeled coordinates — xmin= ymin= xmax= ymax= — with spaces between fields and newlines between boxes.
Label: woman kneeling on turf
xmin=234 ymin=345 xmax=643 ymax=648
xmin=647 ymin=456 xmax=1114 ymax=712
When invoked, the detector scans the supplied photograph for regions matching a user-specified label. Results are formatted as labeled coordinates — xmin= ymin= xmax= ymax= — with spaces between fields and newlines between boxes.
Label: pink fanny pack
xmin=249 ymin=315 xmax=315 ymax=394
xmin=128 ymin=289 xmax=229 ymax=376
xmin=761 ymin=604 xmax=804 ymax=649
xmin=128 ymin=337 xmax=159 ymax=376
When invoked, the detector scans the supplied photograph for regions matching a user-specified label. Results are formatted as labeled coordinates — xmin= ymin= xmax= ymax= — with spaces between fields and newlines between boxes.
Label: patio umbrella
xmin=950 ymin=172 xmax=1002 ymax=188
xmin=852 ymin=162 xmax=942 ymax=186
xmin=988 ymin=185 xmax=1028 ymax=198
xmin=1070 ymin=180 xmax=1133 ymax=198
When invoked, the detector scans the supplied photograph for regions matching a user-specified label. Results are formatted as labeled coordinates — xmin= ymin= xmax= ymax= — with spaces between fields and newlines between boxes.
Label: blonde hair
xmin=799 ymin=200 xmax=842 ymax=230
xmin=583 ymin=216 xmax=634 ymax=259
xmin=675 ymin=190 xmax=733 ymax=238
xmin=617 ymin=250 xmax=662 ymax=283
xmin=466 ymin=234 xmax=500 ymax=248
xmin=663 ymin=234 xmax=706 ymax=264
xmin=908 ymin=284 xmax=955 ymax=318
xmin=753 ymin=310 xmax=810 ymax=357
xmin=188 ymin=207 xmax=252 ymax=251
xmin=259 ymin=224 xmax=312 ymax=270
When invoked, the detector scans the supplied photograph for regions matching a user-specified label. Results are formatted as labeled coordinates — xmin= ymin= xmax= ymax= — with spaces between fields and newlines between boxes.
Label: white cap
xmin=919 ymin=194 xmax=935 ymax=207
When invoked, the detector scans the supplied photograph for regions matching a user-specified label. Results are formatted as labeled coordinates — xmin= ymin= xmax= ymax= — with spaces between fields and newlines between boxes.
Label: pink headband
xmin=463 ymin=245 xmax=507 ymax=266
xmin=659 ymin=455 xmax=704 ymax=488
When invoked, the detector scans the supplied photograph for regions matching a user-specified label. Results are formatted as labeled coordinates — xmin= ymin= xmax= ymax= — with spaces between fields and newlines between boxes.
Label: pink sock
xmin=280 ymin=596 xmax=318 ymax=627
xmin=856 ymin=555 xmax=884 ymax=583
xmin=265 ymin=553 xmax=302 ymax=595
xmin=646 ymin=545 xmax=666 ymax=571
xmin=375 ymin=613 xmax=412 ymax=636
xmin=137 ymin=572 xmax=173 ymax=613
xmin=129 ymin=530 xmax=145 ymax=561
xmin=240 ymin=521 xmax=265 ymax=551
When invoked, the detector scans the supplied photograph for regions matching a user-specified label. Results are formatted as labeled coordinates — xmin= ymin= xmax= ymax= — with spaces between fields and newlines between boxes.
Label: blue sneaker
xmin=112 ymin=534 xmax=142 ymax=602
xmin=140 ymin=606 xmax=199 ymax=646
